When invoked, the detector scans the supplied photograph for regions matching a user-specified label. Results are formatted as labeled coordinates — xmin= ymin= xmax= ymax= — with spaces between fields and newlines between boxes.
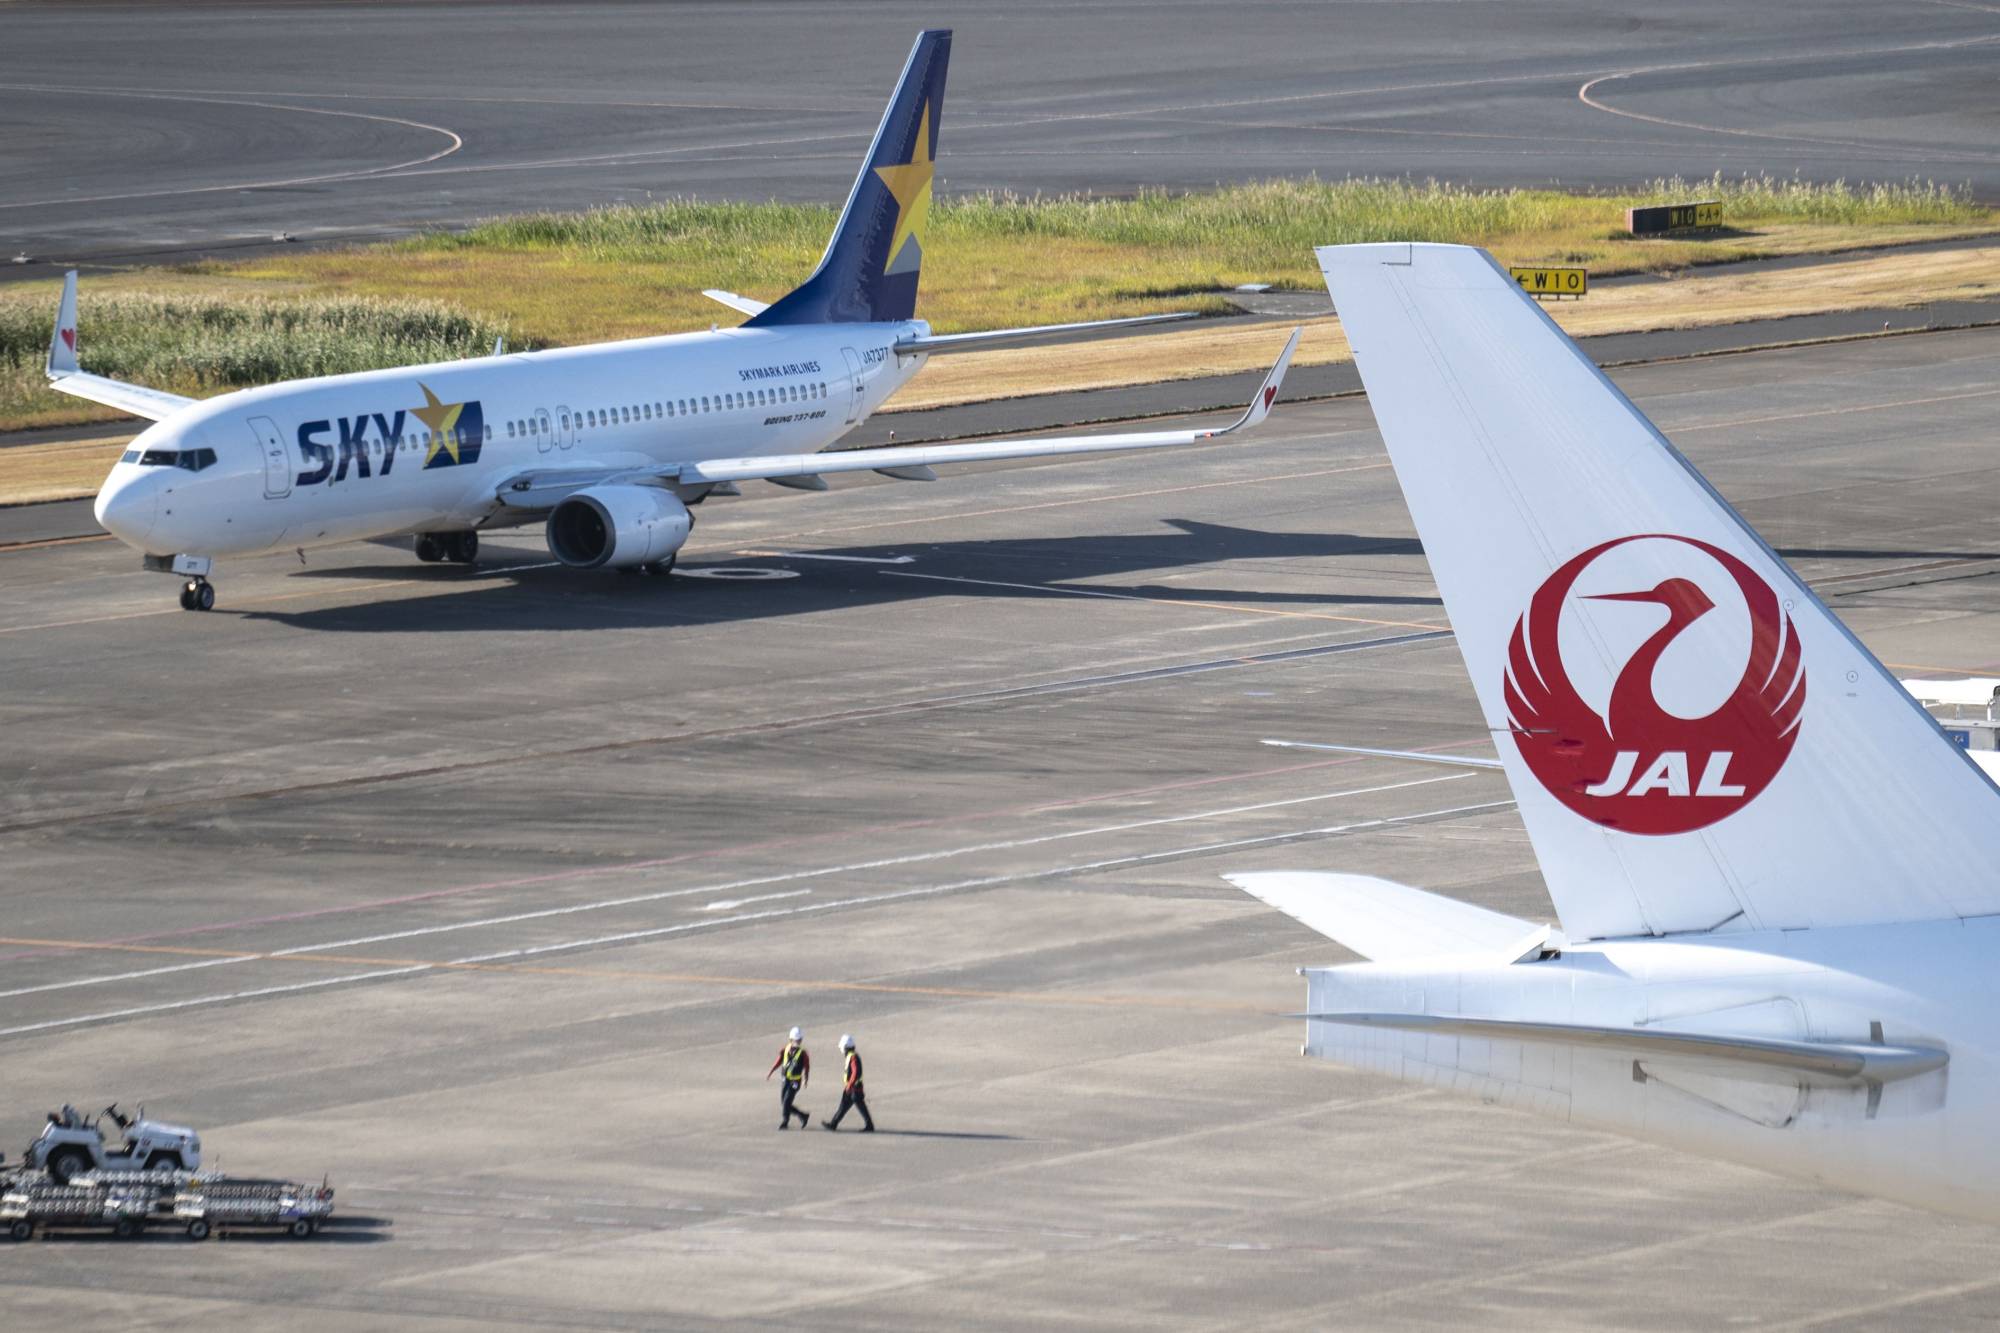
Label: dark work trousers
xmin=829 ymin=1086 xmax=874 ymax=1130
xmin=779 ymin=1079 xmax=809 ymax=1127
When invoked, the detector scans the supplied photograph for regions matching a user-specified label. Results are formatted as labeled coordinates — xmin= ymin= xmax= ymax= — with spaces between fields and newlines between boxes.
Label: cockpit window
xmin=132 ymin=448 xmax=217 ymax=471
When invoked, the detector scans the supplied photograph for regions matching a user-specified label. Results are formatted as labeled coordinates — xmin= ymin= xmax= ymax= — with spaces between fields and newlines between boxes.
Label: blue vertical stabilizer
xmin=747 ymin=29 xmax=950 ymax=327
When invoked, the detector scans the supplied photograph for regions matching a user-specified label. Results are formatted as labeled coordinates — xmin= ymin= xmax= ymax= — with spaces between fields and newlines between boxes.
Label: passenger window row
xmin=525 ymin=382 xmax=831 ymax=437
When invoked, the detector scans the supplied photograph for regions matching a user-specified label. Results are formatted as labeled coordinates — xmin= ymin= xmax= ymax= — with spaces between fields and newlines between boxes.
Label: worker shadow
xmin=848 ymin=1129 xmax=1024 ymax=1141
xmin=240 ymin=519 xmax=1438 ymax=634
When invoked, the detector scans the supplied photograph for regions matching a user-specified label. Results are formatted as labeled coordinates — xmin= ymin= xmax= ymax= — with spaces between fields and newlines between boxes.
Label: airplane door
xmin=555 ymin=403 xmax=577 ymax=450
xmin=248 ymin=416 xmax=290 ymax=498
xmin=534 ymin=406 xmax=555 ymax=454
xmin=841 ymin=347 xmax=864 ymax=426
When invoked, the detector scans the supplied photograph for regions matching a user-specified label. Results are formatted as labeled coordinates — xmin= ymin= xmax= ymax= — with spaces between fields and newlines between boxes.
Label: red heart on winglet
xmin=60 ymin=328 xmax=74 ymax=351
xmin=1262 ymin=385 xmax=1276 ymax=408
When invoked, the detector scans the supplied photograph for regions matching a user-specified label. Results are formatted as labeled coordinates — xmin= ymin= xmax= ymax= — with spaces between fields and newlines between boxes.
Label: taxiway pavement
xmin=5 ymin=330 xmax=2000 ymax=1326
xmin=4 ymin=1 xmax=1999 ymax=272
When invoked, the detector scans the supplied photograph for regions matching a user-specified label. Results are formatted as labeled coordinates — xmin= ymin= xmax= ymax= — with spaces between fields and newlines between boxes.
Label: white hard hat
xmin=839 ymin=1033 xmax=854 ymax=1050
xmin=789 ymin=1026 xmax=802 ymax=1042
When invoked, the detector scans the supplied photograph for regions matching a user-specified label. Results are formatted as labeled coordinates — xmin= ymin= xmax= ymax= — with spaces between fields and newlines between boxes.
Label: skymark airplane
xmin=1236 ymin=241 xmax=2000 ymax=1223
xmin=57 ymin=29 xmax=1298 ymax=611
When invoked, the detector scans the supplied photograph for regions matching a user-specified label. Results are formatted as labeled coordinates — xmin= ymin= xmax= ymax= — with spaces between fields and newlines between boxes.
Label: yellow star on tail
xmin=412 ymin=383 xmax=465 ymax=465
xmin=872 ymin=100 xmax=934 ymax=274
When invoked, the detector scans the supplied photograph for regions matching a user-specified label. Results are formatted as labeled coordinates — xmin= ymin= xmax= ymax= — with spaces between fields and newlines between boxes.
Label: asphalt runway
xmin=6 ymin=329 xmax=2000 ymax=1327
xmin=3 ymin=1 xmax=1999 ymax=271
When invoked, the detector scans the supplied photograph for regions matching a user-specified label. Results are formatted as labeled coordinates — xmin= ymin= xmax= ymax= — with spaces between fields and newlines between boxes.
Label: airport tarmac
xmin=6 ymin=328 xmax=2000 ymax=1327
xmin=4 ymin=0 xmax=2000 ymax=271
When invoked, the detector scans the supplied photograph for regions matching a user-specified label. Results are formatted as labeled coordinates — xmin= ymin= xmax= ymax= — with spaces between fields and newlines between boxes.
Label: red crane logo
xmin=1503 ymin=534 xmax=1806 ymax=835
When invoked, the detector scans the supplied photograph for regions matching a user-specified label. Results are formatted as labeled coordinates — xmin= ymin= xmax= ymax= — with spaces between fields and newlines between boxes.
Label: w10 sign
xmin=1509 ymin=266 xmax=1588 ymax=299
xmin=1627 ymin=200 xmax=1722 ymax=234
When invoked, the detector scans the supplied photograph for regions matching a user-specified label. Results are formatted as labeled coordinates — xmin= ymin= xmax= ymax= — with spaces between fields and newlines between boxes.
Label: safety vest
xmin=782 ymin=1043 xmax=806 ymax=1083
xmin=845 ymin=1050 xmax=863 ymax=1087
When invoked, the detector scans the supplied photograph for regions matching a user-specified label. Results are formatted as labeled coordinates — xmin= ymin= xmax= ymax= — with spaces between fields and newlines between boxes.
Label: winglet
xmin=1204 ymin=326 xmax=1302 ymax=437
xmin=48 ymin=270 xmax=78 ymax=377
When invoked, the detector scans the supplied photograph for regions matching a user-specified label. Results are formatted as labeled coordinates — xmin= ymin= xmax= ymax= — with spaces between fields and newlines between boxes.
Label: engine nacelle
xmin=545 ymin=484 xmax=693 ymax=569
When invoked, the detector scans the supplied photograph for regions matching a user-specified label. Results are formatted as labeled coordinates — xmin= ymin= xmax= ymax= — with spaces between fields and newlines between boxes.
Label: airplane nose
xmin=94 ymin=473 xmax=158 ymax=546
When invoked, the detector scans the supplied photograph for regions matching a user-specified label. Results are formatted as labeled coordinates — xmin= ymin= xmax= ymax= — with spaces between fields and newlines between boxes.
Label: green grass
xmin=0 ymin=292 xmax=522 ymax=431
xmin=1 ymin=174 xmax=1991 ymax=432
xmin=245 ymin=172 xmax=1993 ymax=342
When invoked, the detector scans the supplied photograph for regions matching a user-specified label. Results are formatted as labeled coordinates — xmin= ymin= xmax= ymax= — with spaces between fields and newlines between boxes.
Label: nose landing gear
xmin=142 ymin=554 xmax=216 ymax=611
xmin=177 ymin=579 xmax=216 ymax=612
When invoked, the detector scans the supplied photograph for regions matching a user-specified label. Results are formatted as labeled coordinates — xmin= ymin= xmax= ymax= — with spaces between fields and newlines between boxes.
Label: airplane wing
xmin=702 ymin=289 xmax=771 ymax=318
xmin=495 ymin=327 xmax=1300 ymax=510
xmin=894 ymin=311 xmax=1194 ymax=357
xmin=45 ymin=271 xmax=195 ymax=422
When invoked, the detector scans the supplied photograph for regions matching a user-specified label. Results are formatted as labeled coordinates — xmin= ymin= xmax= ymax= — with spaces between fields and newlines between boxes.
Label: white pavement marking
xmin=0 ymin=774 xmax=1470 ymax=1000
xmin=740 ymin=550 xmax=916 ymax=565
xmin=0 ymin=790 xmax=1513 ymax=1038
xmin=702 ymin=891 xmax=812 ymax=912
xmin=674 ymin=567 xmax=799 ymax=580
xmin=0 ymin=86 xmax=464 ymax=210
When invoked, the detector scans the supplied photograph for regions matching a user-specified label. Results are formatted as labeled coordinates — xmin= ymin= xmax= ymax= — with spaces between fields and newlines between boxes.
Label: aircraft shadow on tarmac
xmin=30 ymin=1215 xmax=391 ymax=1244
xmin=244 ymin=520 xmax=1440 ymax=634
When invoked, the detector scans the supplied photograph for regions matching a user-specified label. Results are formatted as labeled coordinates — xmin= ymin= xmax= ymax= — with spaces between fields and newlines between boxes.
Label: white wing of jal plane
xmin=494 ymin=327 xmax=1301 ymax=510
xmin=1228 ymin=241 xmax=2000 ymax=1224
xmin=45 ymin=271 xmax=194 ymax=421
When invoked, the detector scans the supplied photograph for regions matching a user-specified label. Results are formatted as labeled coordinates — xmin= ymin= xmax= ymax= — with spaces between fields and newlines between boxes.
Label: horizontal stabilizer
xmin=896 ymin=311 xmax=1195 ymax=357
xmin=1262 ymin=739 xmax=1502 ymax=770
xmin=1295 ymin=1012 xmax=1948 ymax=1087
xmin=1226 ymin=871 xmax=1542 ymax=962
xmin=1902 ymin=677 xmax=2000 ymax=710
xmin=703 ymin=289 xmax=771 ymax=318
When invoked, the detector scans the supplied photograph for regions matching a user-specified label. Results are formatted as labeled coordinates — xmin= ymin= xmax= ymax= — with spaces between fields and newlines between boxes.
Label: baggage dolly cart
xmin=173 ymin=1176 xmax=335 ymax=1239
xmin=1 ymin=1174 xmax=163 ymax=1240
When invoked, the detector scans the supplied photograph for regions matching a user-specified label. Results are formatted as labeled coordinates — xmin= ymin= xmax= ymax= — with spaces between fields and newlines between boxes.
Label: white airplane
xmin=56 ymin=28 xmax=1299 ymax=611
xmin=1233 ymin=241 xmax=2000 ymax=1224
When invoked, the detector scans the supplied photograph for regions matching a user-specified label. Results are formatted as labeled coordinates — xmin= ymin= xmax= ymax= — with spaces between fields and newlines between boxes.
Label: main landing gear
xmin=142 ymin=553 xmax=216 ymax=611
xmin=414 ymin=531 xmax=479 ymax=565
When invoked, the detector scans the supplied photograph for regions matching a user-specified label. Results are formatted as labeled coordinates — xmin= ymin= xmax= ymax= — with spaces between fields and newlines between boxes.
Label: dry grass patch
xmin=1 ymin=175 xmax=1994 ymax=438
xmin=0 ymin=435 xmax=133 ymax=507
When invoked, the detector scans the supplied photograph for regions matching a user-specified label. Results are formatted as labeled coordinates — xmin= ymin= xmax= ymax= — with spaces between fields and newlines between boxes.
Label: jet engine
xmin=545 ymin=484 xmax=692 ymax=569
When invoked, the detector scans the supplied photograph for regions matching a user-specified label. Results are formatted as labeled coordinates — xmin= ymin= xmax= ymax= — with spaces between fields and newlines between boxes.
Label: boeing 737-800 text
xmin=1233 ymin=241 xmax=2000 ymax=1224
xmin=57 ymin=30 xmax=1297 ymax=610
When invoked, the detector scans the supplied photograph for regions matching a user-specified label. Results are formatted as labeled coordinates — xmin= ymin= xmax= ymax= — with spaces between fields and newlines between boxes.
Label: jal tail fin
xmin=1319 ymin=242 xmax=2000 ymax=941
xmin=748 ymin=29 xmax=949 ymax=328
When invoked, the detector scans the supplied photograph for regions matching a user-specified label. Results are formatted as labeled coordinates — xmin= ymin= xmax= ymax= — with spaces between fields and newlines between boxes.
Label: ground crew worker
xmin=822 ymin=1033 xmax=875 ymax=1132
xmin=766 ymin=1026 xmax=812 ymax=1129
